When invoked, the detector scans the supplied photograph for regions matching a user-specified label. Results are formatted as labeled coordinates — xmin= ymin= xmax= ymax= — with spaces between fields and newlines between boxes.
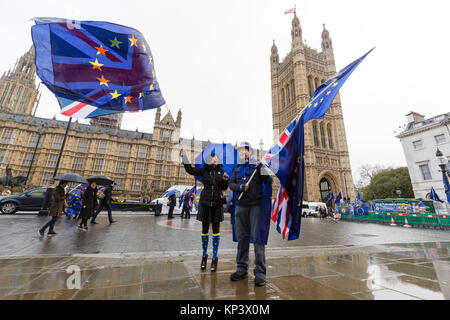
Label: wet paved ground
xmin=0 ymin=212 xmax=449 ymax=300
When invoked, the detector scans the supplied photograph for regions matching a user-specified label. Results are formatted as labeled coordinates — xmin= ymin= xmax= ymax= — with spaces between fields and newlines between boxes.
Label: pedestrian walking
xmin=181 ymin=190 xmax=192 ymax=219
xmin=181 ymin=149 xmax=229 ymax=272
xmin=39 ymin=180 xmax=68 ymax=236
xmin=229 ymin=142 xmax=272 ymax=286
xmin=319 ymin=205 xmax=326 ymax=221
xmin=78 ymin=182 xmax=97 ymax=230
xmin=91 ymin=183 xmax=116 ymax=224
xmin=167 ymin=192 xmax=176 ymax=219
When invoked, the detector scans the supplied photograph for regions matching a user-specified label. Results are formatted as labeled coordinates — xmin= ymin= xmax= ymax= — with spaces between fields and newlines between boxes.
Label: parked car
xmin=301 ymin=201 xmax=312 ymax=217
xmin=0 ymin=187 xmax=51 ymax=214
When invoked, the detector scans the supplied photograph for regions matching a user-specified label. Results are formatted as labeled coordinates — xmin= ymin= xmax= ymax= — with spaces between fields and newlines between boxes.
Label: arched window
xmin=320 ymin=123 xmax=326 ymax=148
xmin=308 ymin=76 xmax=314 ymax=97
xmin=315 ymin=78 xmax=320 ymax=91
xmin=281 ymin=88 xmax=285 ymax=108
xmin=312 ymin=121 xmax=319 ymax=147
xmin=319 ymin=178 xmax=331 ymax=203
xmin=291 ymin=79 xmax=295 ymax=101
xmin=287 ymin=85 xmax=291 ymax=104
xmin=327 ymin=124 xmax=333 ymax=149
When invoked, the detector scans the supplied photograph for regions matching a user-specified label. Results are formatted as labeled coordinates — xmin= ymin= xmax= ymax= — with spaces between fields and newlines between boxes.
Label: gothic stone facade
xmin=270 ymin=12 xmax=355 ymax=202
xmin=0 ymin=46 xmax=40 ymax=116
xmin=0 ymin=108 xmax=211 ymax=201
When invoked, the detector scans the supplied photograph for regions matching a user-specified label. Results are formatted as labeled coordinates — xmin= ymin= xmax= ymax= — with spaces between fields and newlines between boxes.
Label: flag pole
xmin=53 ymin=116 xmax=72 ymax=178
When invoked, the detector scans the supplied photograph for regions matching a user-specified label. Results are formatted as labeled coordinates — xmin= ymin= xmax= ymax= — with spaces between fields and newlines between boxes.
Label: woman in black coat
xmin=79 ymin=182 xmax=97 ymax=230
xmin=181 ymin=149 xmax=229 ymax=272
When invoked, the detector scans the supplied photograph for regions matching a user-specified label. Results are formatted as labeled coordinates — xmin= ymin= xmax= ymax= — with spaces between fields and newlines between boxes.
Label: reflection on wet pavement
xmin=0 ymin=241 xmax=448 ymax=300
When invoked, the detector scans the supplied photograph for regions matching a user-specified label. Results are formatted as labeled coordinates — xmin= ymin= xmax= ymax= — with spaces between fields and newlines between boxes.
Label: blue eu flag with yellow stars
xmin=302 ymin=48 xmax=374 ymax=124
xmin=31 ymin=17 xmax=165 ymax=118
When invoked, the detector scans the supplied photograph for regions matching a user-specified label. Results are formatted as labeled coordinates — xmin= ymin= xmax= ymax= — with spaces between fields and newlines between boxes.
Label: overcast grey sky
xmin=1 ymin=0 xmax=449 ymax=181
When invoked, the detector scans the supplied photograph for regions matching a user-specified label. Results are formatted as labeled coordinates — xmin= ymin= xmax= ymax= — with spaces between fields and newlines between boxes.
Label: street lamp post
xmin=436 ymin=148 xmax=450 ymax=198
xmin=24 ymin=125 xmax=45 ymax=189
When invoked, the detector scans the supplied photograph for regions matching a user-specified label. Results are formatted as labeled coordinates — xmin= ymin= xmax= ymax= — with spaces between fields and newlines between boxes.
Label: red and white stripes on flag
xmin=284 ymin=8 xmax=295 ymax=14
xmin=271 ymin=187 xmax=291 ymax=239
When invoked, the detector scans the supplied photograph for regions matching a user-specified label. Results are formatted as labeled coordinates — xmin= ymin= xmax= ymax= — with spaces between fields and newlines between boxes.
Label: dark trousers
xmin=168 ymin=206 xmax=175 ymax=218
xmin=92 ymin=202 xmax=113 ymax=223
xmin=41 ymin=216 xmax=58 ymax=232
xmin=234 ymin=205 xmax=266 ymax=279
xmin=181 ymin=205 xmax=190 ymax=218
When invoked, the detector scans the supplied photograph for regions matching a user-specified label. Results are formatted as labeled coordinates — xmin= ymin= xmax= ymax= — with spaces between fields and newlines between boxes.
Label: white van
xmin=307 ymin=202 xmax=328 ymax=217
xmin=150 ymin=185 xmax=191 ymax=209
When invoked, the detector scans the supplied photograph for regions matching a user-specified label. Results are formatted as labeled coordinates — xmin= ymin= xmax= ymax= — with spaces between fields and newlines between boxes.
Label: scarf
xmin=237 ymin=157 xmax=257 ymax=180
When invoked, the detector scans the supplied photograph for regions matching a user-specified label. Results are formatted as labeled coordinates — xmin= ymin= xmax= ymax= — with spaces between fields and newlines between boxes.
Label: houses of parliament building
xmin=270 ymin=11 xmax=355 ymax=202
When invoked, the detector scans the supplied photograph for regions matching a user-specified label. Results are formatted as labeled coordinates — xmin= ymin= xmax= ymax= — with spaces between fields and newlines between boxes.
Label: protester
xmin=181 ymin=149 xmax=229 ymax=272
xmin=91 ymin=183 xmax=116 ymax=224
xmin=229 ymin=142 xmax=272 ymax=286
xmin=319 ymin=205 xmax=327 ymax=221
xmin=167 ymin=192 xmax=176 ymax=220
xmin=180 ymin=190 xmax=192 ymax=219
xmin=78 ymin=182 xmax=97 ymax=230
xmin=39 ymin=180 xmax=68 ymax=236
xmin=154 ymin=199 xmax=161 ymax=216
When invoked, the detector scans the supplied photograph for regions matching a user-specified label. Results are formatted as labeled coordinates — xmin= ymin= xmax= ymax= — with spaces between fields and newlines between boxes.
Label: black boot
xmin=210 ymin=257 xmax=218 ymax=272
xmin=201 ymin=255 xmax=208 ymax=270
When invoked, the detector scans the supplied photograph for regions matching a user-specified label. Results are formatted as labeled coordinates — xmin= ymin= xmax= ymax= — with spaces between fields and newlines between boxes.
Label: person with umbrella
xmin=39 ymin=180 xmax=68 ymax=236
xmin=180 ymin=148 xmax=229 ymax=272
xmin=91 ymin=182 xmax=116 ymax=224
xmin=78 ymin=181 xmax=98 ymax=230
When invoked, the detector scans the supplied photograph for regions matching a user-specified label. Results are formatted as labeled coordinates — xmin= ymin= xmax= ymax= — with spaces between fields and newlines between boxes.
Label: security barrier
xmin=423 ymin=214 xmax=440 ymax=226
xmin=408 ymin=213 xmax=425 ymax=225
xmin=437 ymin=215 xmax=450 ymax=226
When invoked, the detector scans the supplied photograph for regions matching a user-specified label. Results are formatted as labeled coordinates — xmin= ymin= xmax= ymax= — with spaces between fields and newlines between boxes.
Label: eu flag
xmin=429 ymin=187 xmax=443 ymax=203
xmin=335 ymin=192 xmax=342 ymax=205
xmin=194 ymin=143 xmax=239 ymax=183
xmin=302 ymin=48 xmax=374 ymax=124
xmin=31 ymin=17 xmax=165 ymax=118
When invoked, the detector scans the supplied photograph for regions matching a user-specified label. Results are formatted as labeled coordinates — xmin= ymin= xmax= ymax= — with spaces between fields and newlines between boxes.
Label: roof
xmin=398 ymin=112 xmax=450 ymax=137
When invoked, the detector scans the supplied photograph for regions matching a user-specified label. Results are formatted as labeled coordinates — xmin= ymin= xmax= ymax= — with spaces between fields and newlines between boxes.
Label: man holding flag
xmin=229 ymin=142 xmax=272 ymax=287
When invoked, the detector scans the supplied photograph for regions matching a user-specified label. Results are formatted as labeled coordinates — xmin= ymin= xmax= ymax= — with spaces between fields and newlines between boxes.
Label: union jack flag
xmin=284 ymin=8 xmax=296 ymax=14
xmin=31 ymin=17 xmax=165 ymax=118
xmin=263 ymin=114 xmax=305 ymax=240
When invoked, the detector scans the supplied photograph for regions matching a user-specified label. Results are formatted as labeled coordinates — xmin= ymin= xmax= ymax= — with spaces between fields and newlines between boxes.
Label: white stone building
xmin=397 ymin=111 xmax=450 ymax=208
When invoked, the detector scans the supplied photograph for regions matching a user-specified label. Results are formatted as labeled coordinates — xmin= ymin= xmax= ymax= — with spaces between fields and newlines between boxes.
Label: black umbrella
xmin=86 ymin=175 xmax=114 ymax=185
xmin=53 ymin=173 xmax=88 ymax=184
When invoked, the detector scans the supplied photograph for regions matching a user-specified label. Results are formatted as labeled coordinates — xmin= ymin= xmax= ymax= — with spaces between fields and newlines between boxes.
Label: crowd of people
xmin=39 ymin=182 xmax=116 ymax=236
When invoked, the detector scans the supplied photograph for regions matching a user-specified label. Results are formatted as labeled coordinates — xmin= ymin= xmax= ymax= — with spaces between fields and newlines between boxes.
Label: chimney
xmin=406 ymin=111 xmax=425 ymax=124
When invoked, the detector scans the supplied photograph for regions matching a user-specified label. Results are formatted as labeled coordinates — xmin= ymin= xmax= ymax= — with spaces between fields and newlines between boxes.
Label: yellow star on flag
xmin=89 ymin=58 xmax=104 ymax=71
xmin=332 ymin=81 xmax=338 ymax=87
xmin=152 ymin=69 xmax=155 ymax=78
xmin=139 ymin=92 xmax=145 ymax=98
xmin=142 ymin=43 xmax=147 ymax=52
xmin=129 ymin=35 xmax=138 ymax=47
xmin=96 ymin=75 xmax=110 ymax=87
xmin=110 ymin=37 xmax=122 ymax=49
xmin=326 ymin=90 xmax=331 ymax=95
xmin=148 ymin=56 xmax=153 ymax=64
xmin=314 ymin=102 xmax=318 ymax=107
xmin=94 ymin=45 xmax=108 ymax=56
xmin=124 ymin=95 xmax=133 ymax=104
xmin=110 ymin=90 xmax=121 ymax=99
xmin=149 ymin=84 xmax=154 ymax=91
xmin=320 ymin=98 xmax=324 ymax=103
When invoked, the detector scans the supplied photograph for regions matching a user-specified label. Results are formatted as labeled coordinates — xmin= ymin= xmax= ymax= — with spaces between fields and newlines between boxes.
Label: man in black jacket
xmin=229 ymin=142 xmax=271 ymax=286
xmin=167 ymin=193 xmax=176 ymax=219
xmin=91 ymin=183 xmax=116 ymax=224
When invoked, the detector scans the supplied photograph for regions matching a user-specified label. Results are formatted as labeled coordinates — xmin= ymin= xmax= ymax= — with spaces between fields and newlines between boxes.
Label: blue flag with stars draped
xmin=430 ymin=187 xmax=443 ymax=203
xmin=31 ymin=17 xmax=165 ymax=118
xmin=302 ymin=48 xmax=374 ymax=124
